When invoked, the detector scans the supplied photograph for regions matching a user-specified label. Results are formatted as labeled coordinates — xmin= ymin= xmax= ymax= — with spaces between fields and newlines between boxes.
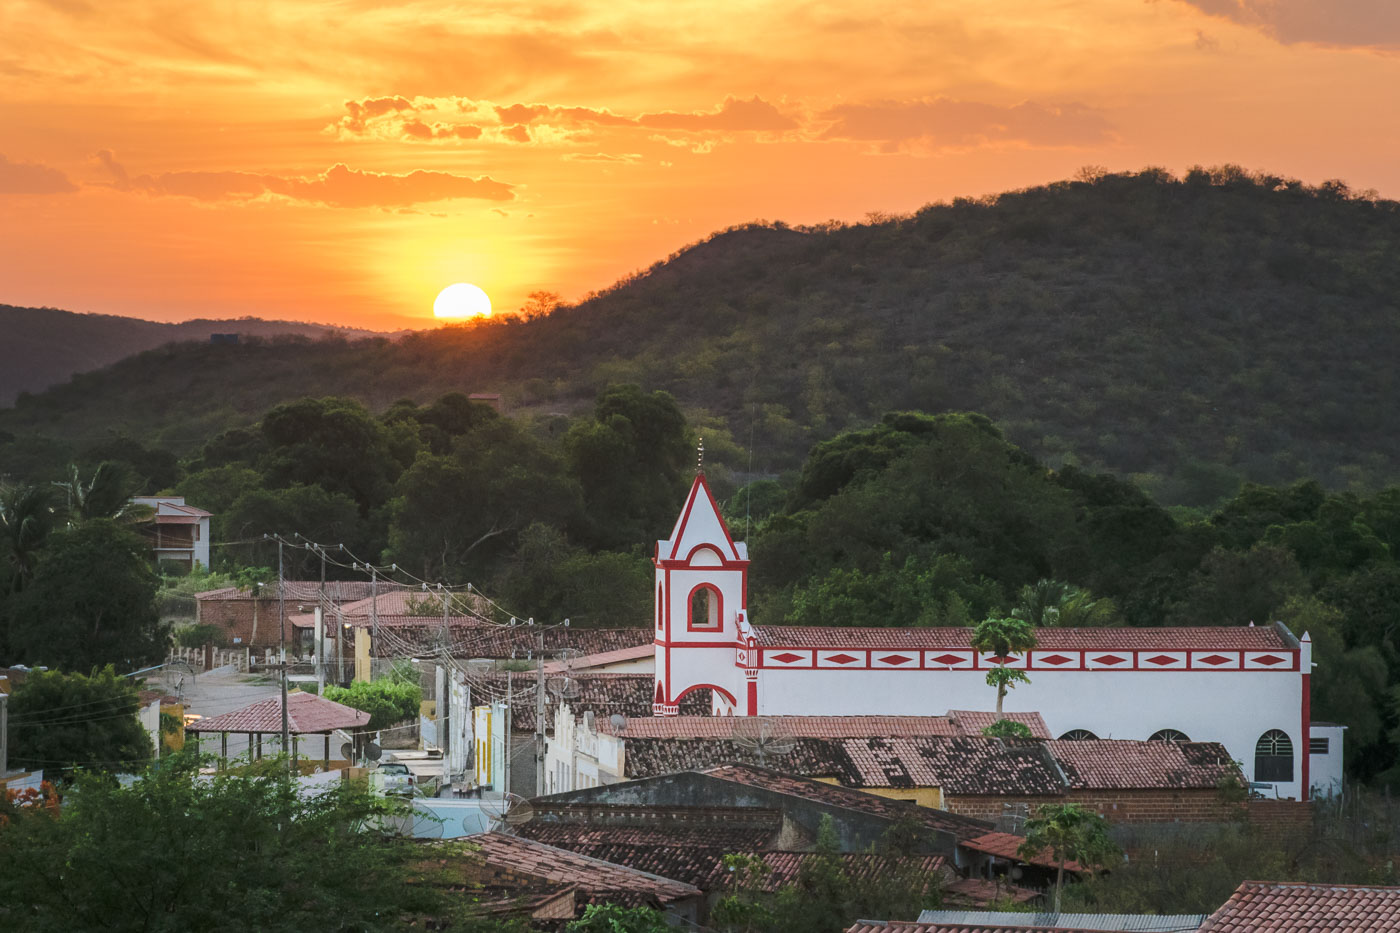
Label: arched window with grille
xmin=1255 ymin=730 xmax=1294 ymax=782
xmin=1149 ymin=729 xmax=1190 ymax=743
xmin=1059 ymin=729 xmax=1098 ymax=741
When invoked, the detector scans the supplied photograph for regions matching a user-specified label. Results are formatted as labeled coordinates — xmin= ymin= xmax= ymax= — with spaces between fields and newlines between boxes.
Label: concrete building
xmin=134 ymin=496 xmax=211 ymax=571
xmin=653 ymin=474 xmax=1331 ymax=800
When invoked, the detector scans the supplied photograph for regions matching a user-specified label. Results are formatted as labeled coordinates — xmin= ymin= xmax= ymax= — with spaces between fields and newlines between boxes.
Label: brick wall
xmin=197 ymin=598 xmax=290 ymax=649
xmin=1246 ymin=798 xmax=1314 ymax=843
xmin=946 ymin=789 xmax=1243 ymax=824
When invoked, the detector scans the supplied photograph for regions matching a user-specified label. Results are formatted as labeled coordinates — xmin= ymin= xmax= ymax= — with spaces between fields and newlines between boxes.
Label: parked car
xmin=374 ymin=761 xmax=415 ymax=797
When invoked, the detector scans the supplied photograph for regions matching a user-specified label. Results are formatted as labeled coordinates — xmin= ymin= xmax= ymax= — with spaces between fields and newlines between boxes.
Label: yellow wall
xmin=813 ymin=776 xmax=943 ymax=809
xmin=354 ymin=628 xmax=370 ymax=682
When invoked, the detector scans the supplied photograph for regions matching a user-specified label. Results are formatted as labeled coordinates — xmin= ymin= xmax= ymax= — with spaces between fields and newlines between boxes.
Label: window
xmin=1149 ymin=729 xmax=1190 ymax=743
xmin=688 ymin=584 xmax=721 ymax=630
xmin=656 ymin=584 xmax=664 ymax=630
xmin=1255 ymin=730 xmax=1294 ymax=782
xmin=1310 ymin=737 xmax=1330 ymax=755
xmin=1059 ymin=729 xmax=1098 ymax=741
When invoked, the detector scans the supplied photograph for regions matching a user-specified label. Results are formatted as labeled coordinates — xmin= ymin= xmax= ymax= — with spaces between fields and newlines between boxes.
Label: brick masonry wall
xmin=946 ymin=789 xmax=1243 ymax=824
xmin=197 ymin=598 xmax=290 ymax=649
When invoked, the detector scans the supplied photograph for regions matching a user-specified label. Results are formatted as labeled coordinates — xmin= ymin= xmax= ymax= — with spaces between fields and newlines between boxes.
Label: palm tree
xmin=51 ymin=463 xmax=153 ymax=525
xmin=0 ymin=483 xmax=54 ymax=589
xmin=1019 ymin=803 xmax=1118 ymax=913
xmin=970 ymin=615 xmax=1036 ymax=717
xmin=1013 ymin=578 xmax=1119 ymax=628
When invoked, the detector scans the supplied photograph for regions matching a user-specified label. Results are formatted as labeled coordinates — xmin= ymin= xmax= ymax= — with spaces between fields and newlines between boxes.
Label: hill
xmin=0 ymin=305 xmax=383 ymax=406
xmin=3 ymin=166 xmax=1399 ymax=503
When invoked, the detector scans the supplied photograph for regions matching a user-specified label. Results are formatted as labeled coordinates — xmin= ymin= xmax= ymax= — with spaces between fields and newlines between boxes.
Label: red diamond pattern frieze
xmin=1092 ymin=654 xmax=1126 ymax=666
xmin=825 ymin=653 xmax=860 ymax=665
xmin=878 ymin=654 xmax=913 ymax=665
xmin=1040 ymin=654 xmax=1073 ymax=665
xmin=770 ymin=652 xmax=804 ymax=664
xmin=1251 ymin=654 xmax=1285 ymax=666
xmin=1144 ymin=654 xmax=1177 ymax=666
xmin=1198 ymin=654 xmax=1231 ymax=666
xmin=929 ymin=653 xmax=965 ymax=666
xmin=988 ymin=655 xmax=1015 ymax=665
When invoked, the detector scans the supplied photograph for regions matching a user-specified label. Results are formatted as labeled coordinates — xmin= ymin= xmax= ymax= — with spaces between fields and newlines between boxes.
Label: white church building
xmin=650 ymin=474 xmax=1340 ymax=801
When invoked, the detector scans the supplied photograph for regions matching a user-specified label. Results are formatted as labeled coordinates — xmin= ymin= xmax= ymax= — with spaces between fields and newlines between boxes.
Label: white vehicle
xmin=373 ymin=761 xmax=415 ymax=797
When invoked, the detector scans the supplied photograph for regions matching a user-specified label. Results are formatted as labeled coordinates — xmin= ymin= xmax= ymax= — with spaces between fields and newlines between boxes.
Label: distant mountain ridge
xmin=3 ymin=167 xmax=1399 ymax=503
xmin=0 ymin=305 xmax=385 ymax=405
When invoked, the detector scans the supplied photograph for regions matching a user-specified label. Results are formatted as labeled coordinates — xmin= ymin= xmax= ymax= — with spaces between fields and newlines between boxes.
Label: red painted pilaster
xmin=1301 ymin=671 xmax=1311 ymax=801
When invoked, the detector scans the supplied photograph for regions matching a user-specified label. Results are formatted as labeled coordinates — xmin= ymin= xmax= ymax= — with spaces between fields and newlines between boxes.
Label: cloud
xmin=637 ymin=96 xmax=798 ymax=132
xmin=0 ymin=153 xmax=77 ymax=194
xmin=562 ymin=152 xmax=642 ymax=162
xmin=819 ymin=98 xmax=1114 ymax=151
xmin=94 ymin=151 xmax=513 ymax=207
xmin=329 ymin=94 xmax=798 ymax=145
xmin=1174 ymin=0 xmax=1400 ymax=50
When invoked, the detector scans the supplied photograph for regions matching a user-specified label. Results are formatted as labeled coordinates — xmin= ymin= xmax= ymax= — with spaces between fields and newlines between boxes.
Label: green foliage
xmin=173 ymin=623 xmax=227 ymax=648
xmin=495 ymin=522 xmax=651 ymax=627
xmin=973 ymin=616 xmax=1037 ymax=715
xmin=323 ymin=678 xmax=422 ymax=731
xmin=8 ymin=519 xmax=166 ymax=671
xmin=982 ymin=719 xmax=1034 ymax=738
xmin=5 ymin=666 xmax=152 ymax=776
xmin=1012 ymin=579 xmax=1119 ymax=627
xmin=1020 ymin=803 xmax=1120 ymax=913
xmin=787 ymin=553 xmax=999 ymax=628
xmin=0 ymin=751 xmax=491 ymax=931
xmin=565 ymin=904 xmax=672 ymax=933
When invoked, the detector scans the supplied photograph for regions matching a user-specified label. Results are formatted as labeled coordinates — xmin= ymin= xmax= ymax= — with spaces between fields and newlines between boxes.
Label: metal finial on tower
xmin=696 ymin=436 xmax=705 ymax=474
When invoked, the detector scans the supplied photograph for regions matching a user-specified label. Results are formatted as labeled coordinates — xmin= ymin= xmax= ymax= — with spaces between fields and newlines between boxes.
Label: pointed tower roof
xmin=658 ymin=474 xmax=747 ymax=563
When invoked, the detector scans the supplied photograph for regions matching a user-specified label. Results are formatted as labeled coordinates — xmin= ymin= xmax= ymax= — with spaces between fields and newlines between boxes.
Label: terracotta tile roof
xmin=1048 ymin=740 xmax=1239 ymax=791
xmin=942 ymin=877 xmax=1042 ymax=907
xmin=960 ymin=832 xmax=1087 ymax=872
xmin=461 ymin=833 xmax=701 ymax=903
xmin=621 ymin=737 xmax=847 ymax=780
xmin=543 ymin=643 xmax=654 ymax=672
xmin=836 ymin=737 xmax=1064 ymax=795
xmin=366 ymin=623 xmax=654 ymax=659
xmin=599 ymin=715 xmax=1014 ymax=739
xmin=948 ymin=711 xmax=1052 ymax=739
xmin=1197 ymin=880 xmax=1400 ymax=931
xmin=754 ymin=625 xmax=1289 ymax=651
xmin=185 ymin=691 xmax=370 ymax=734
xmin=711 ymin=852 xmax=948 ymax=894
xmin=700 ymin=763 xmax=993 ymax=840
xmin=472 ymin=673 xmax=708 ymax=733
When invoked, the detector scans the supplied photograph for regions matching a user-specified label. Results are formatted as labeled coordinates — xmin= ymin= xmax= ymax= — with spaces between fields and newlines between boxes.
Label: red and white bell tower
xmin=652 ymin=472 xmax=752 ymax=716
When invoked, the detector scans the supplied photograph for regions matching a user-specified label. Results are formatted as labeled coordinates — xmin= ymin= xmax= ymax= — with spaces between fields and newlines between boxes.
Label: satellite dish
xmin=340 ymin=742 xmax=353 ymax=760
xmin=366 ymin=742 xmax=383 ymax=762
xmin=547 ymin=675 xmax=580 ymax=699
xmin=1009 ymin=866 xmax=1024 ymax=880
xmin=480 ymin=793 xmax=535 ymax=828
xmin=732 ymin=717 xmax=797 ymax=765
xmin=410 ymin=804 xmax=444 ymax=839
xmin=610 ymin=713 xmax=628 ymax=733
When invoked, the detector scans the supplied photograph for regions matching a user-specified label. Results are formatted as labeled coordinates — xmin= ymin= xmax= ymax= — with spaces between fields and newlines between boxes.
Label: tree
xmin=4 ymin=666 xmax=153 ymax=776
xmin=982 ymin=719 xmax=1033 ymax=738
xmin=0 ymin=751 xmax=489 ymax=932
xmin=566 ymin=904 xmax=671 ymax=933
xmin=51 ymin=462 xmax=151 ymax=524
xmin=0 ymin=482 xmax=53 ymax=586
xmin=258 ymin=396 xmax=403 ymax=515
xmin=9 ymin=520 xmax=166 ymax=671
xmin=323 ymin=678 xmax=422 ymax=731
xmin=971 ymin=616 xmax=1036 ymax=717
xmin=1012 ymin=579 xmax=1119 ymax=628
xmin=1019 ymin=803 xmax=1118 ymax=914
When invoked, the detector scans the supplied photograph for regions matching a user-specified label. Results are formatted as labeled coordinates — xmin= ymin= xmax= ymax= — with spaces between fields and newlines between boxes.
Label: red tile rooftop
xmin=960 ymin=832 xmax=1088 ymax=872
xmin=754 ymin=625 xmax=1291 ymax=651
xmin=1048 ymin=739 xmax=1239 ymax=791
xmin=461 ymin=833 xmax=701 ymax=903
xmin=1197 ymin=880 xmax=1400 ymax=931
xmin=185 ymin=691 xmax=370 ymax=734
xmin=942 ymin=877 xmax=1041 ymax=906
xmin=596 ymin=713 xmax=1049 ymax=739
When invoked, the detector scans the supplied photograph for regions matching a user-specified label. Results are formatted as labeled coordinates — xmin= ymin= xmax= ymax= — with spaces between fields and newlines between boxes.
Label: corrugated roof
xmin=186 ymin=691 xmax=370 ymax=734
xmin=1196 ymin=880 xmax=1400 ymax=931
xmin=846 ymin=923 xmax=1150 ymax=933
xmin=915 ymin=912 xmax=1207 ymax=931
xmin=755 ymin=626 xmax=1289 ymax=651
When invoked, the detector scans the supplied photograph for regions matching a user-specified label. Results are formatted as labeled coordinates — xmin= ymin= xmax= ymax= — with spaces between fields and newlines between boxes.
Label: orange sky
xmin=2 ymin=0 xmax=1398 ymax=329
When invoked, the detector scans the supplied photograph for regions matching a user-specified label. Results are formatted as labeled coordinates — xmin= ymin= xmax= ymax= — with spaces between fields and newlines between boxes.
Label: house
xmin=652 ymin=473 xmax=1330 ymax=801
xmin=195 ymin=581 xmax=387 ymax=651
xmin=133 ymin=496 xmax=211 ymax=572
xmin=1196 ymin=879 xmax=1400 ymax=931
xmin=546 ymin=710 xmax=1050 ymax=799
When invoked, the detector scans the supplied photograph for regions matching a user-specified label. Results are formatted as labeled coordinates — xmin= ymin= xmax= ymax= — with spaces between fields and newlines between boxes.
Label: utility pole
xmin=317 ymin=545 xmax=326 ymax=695
xmin=278 ymin=536 xmax=290 ymax=771
xmin=534 ymin=621 xmax=546 ymax=796
xmin=503 ymin=674 xmax=512 ymax=798
xmin=1 ymin=693 xmax=9 ymax=779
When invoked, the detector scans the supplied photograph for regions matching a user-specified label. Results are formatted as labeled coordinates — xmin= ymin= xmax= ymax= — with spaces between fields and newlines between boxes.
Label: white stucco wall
xmin=1309 ymin=723 xmax=1346 ymax=798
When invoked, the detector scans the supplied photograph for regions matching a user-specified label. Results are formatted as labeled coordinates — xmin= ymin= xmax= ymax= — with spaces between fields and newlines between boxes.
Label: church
xmin=652 ymin=473 xmax=1337 ymax=801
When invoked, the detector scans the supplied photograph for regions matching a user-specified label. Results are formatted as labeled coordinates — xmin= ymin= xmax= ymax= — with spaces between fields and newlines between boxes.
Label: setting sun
xmin=433 ymin=283 xmax=493 ymax=320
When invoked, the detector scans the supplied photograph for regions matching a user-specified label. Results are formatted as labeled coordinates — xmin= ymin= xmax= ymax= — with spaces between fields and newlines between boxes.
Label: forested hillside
xmin=0 ymin=305 xmax=379 ymax=406
xmin=3 ymin=166 xmax=1400 ymax=503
